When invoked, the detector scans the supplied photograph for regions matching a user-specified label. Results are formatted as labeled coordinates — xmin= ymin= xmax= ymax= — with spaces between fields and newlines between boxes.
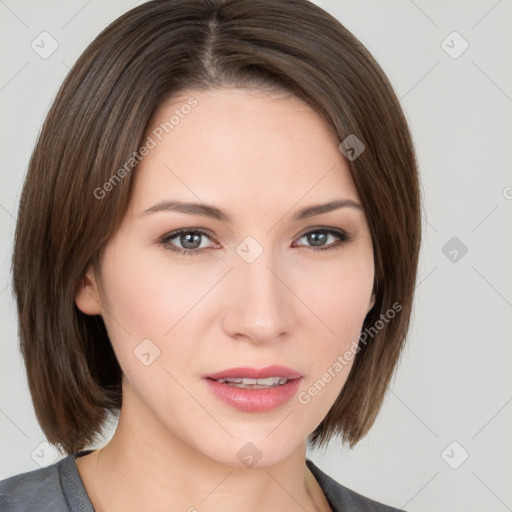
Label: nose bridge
xmin=225 ymin=237 xmax=292 ymax=341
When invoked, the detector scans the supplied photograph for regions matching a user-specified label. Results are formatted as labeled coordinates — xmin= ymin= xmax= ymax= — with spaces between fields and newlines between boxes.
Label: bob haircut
xmin=12 ymin=0 xmax=421 ymax=455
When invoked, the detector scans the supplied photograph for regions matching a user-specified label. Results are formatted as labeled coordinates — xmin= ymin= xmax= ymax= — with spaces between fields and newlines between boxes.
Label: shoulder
xmin=306 ymin=459 xmax=406 ymax=512
xmin=0 ymin=459 xmax=66 ymax=512
xmin=0 ymin=454 xmax=92 ymax=512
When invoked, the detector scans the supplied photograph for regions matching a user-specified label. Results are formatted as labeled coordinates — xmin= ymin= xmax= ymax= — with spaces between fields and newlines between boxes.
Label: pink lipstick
xmin=204 ymin=365 xmax=302 ymax=412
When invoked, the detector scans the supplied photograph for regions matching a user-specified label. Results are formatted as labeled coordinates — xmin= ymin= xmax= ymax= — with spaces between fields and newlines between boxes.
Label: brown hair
xmin=12 ymin=0 xmax=420 ymax=454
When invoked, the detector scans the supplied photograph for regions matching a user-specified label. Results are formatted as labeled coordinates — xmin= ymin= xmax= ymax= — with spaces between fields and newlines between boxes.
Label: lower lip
xmin=205 ymin=378 xmax=302 ymax=412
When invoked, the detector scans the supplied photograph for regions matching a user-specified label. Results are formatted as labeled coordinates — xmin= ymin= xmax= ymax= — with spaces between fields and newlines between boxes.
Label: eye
xmin=159 ymin=227 xmax=351 ymax=256
xmin=159 ymin=229 xmax=218 ymax=256
xmin=294 ymin=228 xmax=350 ymax=251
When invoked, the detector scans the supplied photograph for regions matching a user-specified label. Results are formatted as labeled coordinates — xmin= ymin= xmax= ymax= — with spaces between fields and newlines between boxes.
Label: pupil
xmin=181 ymin=233 xmax=201 ymax=249
xmin=309 ymin=232 xmax=326 ymax=246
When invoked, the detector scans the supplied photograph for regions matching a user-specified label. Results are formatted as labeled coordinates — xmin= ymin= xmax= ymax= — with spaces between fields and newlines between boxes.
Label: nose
xmin=221 ymin=246 xmax=294 ymax=344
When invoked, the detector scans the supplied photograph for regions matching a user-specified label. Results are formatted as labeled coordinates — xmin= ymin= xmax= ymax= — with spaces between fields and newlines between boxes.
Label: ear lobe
xmin=367 ymin=293 xmax=376 ymax=313
xmin=75 ymin=265 xmax=102 ymax=316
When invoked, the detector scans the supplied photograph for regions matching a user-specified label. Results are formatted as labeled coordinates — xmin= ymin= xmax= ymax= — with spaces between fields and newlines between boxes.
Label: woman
xmin=0 ymin=0 xmax=420 ymax=510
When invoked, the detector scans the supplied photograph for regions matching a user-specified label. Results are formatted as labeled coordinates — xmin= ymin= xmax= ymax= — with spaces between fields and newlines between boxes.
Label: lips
xmin=206 ymin=365 xmax=302 ymax=381
xmin=204 ymin=365 xmax=302 ymax=412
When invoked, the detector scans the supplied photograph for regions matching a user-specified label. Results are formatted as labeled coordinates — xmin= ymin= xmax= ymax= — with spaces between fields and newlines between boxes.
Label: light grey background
xmin=1 ymin=1 xmax=511 ymax=511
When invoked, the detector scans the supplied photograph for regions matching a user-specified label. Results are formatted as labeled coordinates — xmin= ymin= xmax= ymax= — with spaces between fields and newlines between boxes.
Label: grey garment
xmin=306 ymin=460 xmax=406 ymax=512
xmin=0 ymin=451 xmax=405 ymax=512
xmin=0 ymin=452 xmax=94 ymax=512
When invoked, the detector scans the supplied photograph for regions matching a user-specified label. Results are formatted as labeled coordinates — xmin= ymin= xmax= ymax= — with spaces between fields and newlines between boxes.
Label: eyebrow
xmin=140 ymin=198 xmax=362 ymax=222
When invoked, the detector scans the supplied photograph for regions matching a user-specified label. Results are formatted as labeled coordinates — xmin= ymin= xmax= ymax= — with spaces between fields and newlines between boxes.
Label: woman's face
xmin=78 ymin=87 xmax=375 ymax=467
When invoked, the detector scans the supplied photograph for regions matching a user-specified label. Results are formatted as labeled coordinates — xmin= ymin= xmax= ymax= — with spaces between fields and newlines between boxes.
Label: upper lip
xmin=205 ymin=365 xmax=302 ymax=380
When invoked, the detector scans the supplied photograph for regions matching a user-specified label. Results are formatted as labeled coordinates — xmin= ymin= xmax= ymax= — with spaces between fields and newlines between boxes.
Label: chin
xmin=186 ymin=427 xmax=308 ymax=469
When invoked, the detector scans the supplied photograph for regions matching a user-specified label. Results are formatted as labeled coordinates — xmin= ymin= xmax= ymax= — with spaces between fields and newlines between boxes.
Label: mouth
xmin=213 ymin=376 xmax=290 ymax=389
xmin=204 ymin=366 xmax=302 ymax=412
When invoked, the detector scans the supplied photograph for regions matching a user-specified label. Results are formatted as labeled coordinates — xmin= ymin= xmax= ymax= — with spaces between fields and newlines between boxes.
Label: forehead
xmin=131 ymin=88 xmax=360 ymax=215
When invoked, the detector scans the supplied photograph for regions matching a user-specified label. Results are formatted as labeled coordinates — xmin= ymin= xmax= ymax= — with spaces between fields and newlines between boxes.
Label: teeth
xmin=216 ymin=377 xmax=289 ymax=388
xmin=218 ymin=378 xmax=243 ymax=384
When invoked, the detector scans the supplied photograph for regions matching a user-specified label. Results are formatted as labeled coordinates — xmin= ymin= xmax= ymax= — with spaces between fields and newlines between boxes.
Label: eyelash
xmin=158 ymin=228 xmax=351 ymax=256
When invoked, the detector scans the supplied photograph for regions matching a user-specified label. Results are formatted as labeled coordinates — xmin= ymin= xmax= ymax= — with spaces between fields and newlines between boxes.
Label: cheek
xmin=96 ymin=243 xmax=223 ymax=377
xmin=294 ymin=251 xmax=374 ymax=403
xmin=99 ymin=243 xmax=195 ymax=331
xmin=96 ymin=259 xmax=202 ymax=418
xmin=297 ymin=251 xmax=374 ymax=341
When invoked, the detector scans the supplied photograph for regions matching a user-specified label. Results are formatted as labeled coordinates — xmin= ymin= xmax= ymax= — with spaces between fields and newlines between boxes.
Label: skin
xmin=75 ymin=87 xmax=375 ymax=512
